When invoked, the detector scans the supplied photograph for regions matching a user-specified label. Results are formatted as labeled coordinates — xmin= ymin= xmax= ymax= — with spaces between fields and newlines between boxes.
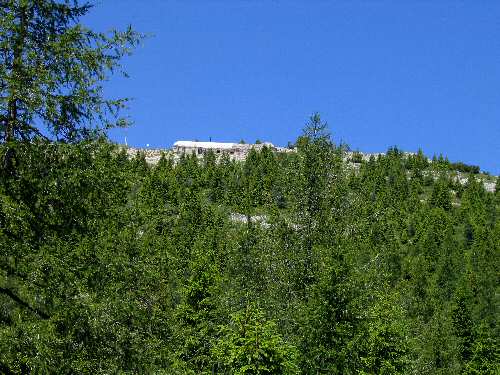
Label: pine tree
xmin=429 ymin=174 xmax=452 ymax=211
xmin=0 ymin=0 xmax=141 ymax=143
xmin=296 ymin=113 xmax=333 ymax=283
xmin=213 ymin=304 xmax=300 ymax=374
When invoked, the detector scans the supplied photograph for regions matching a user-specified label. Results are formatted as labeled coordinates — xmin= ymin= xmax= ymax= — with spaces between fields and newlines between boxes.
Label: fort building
xmin=173 ymin=140 xmax=290 ymax=161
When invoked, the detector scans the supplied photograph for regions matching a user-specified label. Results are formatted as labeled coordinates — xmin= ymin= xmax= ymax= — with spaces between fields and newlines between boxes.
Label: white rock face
xmin=230 ymin=213 xmax=270 ymax=228
xmin=484 ymin=181 xmax=496 ymax=193
xmin=125 ymin=147 xmax=169 ymax=164
xmin=123 ymin=141 xmax=294 ymax=164
xmin=173 ymin=140 xmax=293 ymax=161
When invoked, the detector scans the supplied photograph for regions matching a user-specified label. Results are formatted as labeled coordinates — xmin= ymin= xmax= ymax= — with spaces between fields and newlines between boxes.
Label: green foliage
xmin=407 ymin=148 xmax=429 ymax=171
xmin=0 ymin=0 xmax=142 ymax=142
xmin=449 ymin=162 xmax=480 ymax=174
xmin=358 ymin=292 xmax=410 ymax=375
xmin=462 ymin=322 xmax=499 ymax=374
xmin=13 ymin=1 xmax=495 ymax=373
xmin=350 ymin=151 xmax=363 ymax=163
xmin=429 ymin=174 xmax=452 ymax=210
xmin=300 ymin=249 xmax=358 ymax=374
xmin=213 ymin=304 xmax=300 ymax=374
xmin=0 ymin=120 xmax=497 ymax=373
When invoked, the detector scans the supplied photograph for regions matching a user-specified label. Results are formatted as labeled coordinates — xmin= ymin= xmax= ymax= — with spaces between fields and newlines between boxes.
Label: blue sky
xmin=84 ymin=1 xmax=499 ymax=173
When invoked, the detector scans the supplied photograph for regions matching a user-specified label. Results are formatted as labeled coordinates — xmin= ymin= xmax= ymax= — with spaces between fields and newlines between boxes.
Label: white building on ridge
xmin=173 ymin=140 xmax=289 ymax=161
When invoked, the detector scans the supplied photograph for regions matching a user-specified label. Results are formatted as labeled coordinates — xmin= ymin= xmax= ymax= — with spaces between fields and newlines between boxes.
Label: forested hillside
xmin=1 ymin=126 xmax=498 ymax=373
xmin=1 ymin=0 xmax=498 ymax=373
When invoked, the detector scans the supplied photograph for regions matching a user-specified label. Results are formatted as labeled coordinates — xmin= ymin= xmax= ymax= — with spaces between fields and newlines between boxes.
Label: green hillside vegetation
xmin=1 ymin=120 xmax=498 ymax=373
xmin=1 ymin=1 xmax=498 ymax=373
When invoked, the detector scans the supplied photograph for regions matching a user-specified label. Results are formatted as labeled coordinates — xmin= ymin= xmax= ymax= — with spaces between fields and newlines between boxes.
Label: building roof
xmin=174 ymin=141 xmax=238 ymax=149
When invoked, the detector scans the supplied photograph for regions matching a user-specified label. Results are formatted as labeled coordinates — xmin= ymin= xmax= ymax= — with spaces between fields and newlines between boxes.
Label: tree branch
xmin=0 ymin=286 xmax=49 ymax=319
xmin=0 ymin=362 xmax=14 ymax=375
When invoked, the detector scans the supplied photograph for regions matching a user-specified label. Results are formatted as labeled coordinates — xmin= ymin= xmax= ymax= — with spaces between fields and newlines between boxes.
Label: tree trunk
xmin=5 ymin=3 xmax=28 ymax=143
xmin=3 ymin=4 xmax=27 ymax=172
xmin=3 ymin=99 xmax=16 ymax=173
xmin=5 ymin=99 xmax=16 ymax=142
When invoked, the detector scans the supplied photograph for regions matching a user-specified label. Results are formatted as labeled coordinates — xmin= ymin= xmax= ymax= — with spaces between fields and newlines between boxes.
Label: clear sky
xmin=84 ymin=1 xmax=499 ymax=174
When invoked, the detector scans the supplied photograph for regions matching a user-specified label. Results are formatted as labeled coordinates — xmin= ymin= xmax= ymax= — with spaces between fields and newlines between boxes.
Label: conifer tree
xmin=0 ymin=0 xmax=141 ymax=144
xmin=429 ymin=174 xmax=453 ymax=211
xmin=213 ymin=304 xmax=300 ymax=374
xmin=296 ymin=113 xmax=333 ymax=282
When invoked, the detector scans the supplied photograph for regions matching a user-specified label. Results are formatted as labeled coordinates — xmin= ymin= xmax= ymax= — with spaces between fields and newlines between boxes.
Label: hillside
xmin=125 ymin=142 xmax=497 ymax=193
xmin=0 ymin=138 xmax=499 ymax=374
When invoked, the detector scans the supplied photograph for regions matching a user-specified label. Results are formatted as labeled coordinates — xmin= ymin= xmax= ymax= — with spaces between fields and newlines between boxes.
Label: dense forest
xmin=0 ymin=1 xmax=498 ymax=373
xmin=1 ymin=117 xmax=498 ymax=373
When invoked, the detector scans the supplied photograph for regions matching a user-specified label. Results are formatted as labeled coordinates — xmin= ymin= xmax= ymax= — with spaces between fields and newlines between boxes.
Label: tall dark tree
xmin=0 ymin=0 xmax=142 ymax=143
